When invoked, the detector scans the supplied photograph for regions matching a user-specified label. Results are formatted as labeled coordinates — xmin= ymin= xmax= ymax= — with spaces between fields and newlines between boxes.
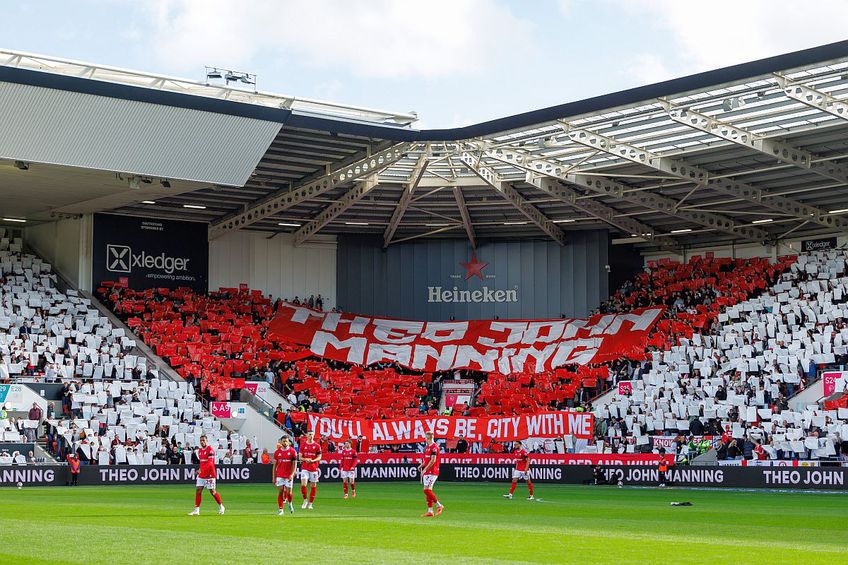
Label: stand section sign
xmin=210 ymin=402 xmax=248 ymax=419
xmin=822 ymin=371 xmax=848 ymax=397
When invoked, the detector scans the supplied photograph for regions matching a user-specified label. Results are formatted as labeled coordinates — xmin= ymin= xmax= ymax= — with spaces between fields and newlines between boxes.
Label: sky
xmin=3 ymin=0 xmax=848 ymax=128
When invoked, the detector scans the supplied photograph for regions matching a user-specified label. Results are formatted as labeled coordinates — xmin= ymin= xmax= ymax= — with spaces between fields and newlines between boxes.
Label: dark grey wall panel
xmin=336 ymin=232 xmax=611 ymax=321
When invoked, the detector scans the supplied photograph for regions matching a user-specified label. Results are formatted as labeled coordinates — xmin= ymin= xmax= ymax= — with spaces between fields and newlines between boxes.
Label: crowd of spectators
xmin=0 ymin=236 xmax=255 ymax=466
xmin=85 ymin=245 xmax=848 ymax=463
xmin=98 ymin=285 xmax=447 ymax=427
xmin=2 ymin=244 xmax=142 ymax=383
xmin=45 ymin=376 xmax=255 ymax=466
xmin=595 ymin=250 xmax=848 ymax=462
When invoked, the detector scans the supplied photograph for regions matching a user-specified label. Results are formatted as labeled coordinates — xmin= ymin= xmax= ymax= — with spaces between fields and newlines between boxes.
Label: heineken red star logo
xmin=460 ymin=253 xmax=488 ymax=280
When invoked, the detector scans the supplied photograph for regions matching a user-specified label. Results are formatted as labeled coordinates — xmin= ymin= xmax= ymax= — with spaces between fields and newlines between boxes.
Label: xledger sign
xmin=801 ymin=237 xmax=837 ymax=252
xmin=307 ymin=411 xmax=594 ymax=444
xmin=269 ymin=303 xmax=662 ymax=373
xmin=92 ymin=214 xmax=208 ymax=292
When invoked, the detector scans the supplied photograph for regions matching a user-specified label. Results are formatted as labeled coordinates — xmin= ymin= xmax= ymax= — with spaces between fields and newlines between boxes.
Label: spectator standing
xmin=66 ymin=452 xmax=80 ymax=486
xmin=358 ymin=435 xmax=370 ymax=454
xmin=26 ymin=402 xmax=43 ymax=442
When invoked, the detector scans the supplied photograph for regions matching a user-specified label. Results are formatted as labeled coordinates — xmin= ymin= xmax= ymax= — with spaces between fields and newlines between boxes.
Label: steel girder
xmin=664 ymin=103 xmax=848 ymax=185
xmin=483 ymin=146 xmax=769 ymax=241
xmin=293 ymin=175 xmax=379 ymax=245
xmin=458 ymin=151 xmax=566 ymax=245
xmin=781 ymin=79 xmax=848 ymax=123
xmin=526 ymin=175 xmax=680 ymax=252
xmin=208 ymin=142 xmax=411 ymax=239
xmin=383 ymin=146 xmax=430 ymax=247
xmin=564 ymin=127 xmax=848 ymax=232
xmin=452 ymin=186 xmax=476 ymax=248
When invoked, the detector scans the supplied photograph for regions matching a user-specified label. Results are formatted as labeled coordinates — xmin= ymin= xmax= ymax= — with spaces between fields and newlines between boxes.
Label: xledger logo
xmin=106 ymin=245 xmax=131 ymax=273
xmin=802 ymin=239 xmax=836 ymax=252
xmin=106 ymin=244 xmax=190 ymax=274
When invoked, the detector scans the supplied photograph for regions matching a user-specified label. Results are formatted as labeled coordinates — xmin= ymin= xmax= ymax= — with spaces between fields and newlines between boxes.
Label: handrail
xmin=239 ymin=389 xmax=294 ymax=442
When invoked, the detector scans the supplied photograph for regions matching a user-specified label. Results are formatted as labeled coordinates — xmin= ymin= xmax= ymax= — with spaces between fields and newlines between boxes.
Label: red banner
xmin=323 ymin=452 xmax=672 ymax=466
xmin=307 ymin=411 xmax=594 ymax=445
xmin=269 ymin=304 xmax=663 ymax=374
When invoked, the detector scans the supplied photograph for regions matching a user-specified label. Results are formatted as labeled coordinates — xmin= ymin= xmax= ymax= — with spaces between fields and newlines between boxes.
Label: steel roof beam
xmin=383 ymin=146 xmax=430 ymax=247
xmin=526 ymin=175 xmax=680 ymax=252
xmin=458 ymin=151 xmax=566 ymax=245
xmin=780 ymin=78 xmax=848 ymax=123
xmin=293 ymin=175 xmax=379 ymax=245
xmin=452 ymin=186 xmax=476 ymax=249
xmin=564 ymin=126 xmax=848 ymax=232
xmin=483 ymin=146 xmax=768 ymax=241
xmin=664 ymin=103 xmax=848 ymax=185
xmin=388 ymin=225 xmax=461 ymax=245
xmin=208 ymin=142 xmax=410 ymax=239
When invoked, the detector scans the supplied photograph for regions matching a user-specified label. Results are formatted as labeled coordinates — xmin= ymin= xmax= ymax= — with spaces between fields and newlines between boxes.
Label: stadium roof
xmin=3 ymin=41 xmax=848 ymax=250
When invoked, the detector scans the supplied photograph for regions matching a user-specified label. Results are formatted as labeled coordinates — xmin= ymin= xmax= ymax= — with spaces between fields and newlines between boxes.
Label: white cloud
xmin=556 ymin=0 xmax=573 ymax=17
xmin=312 ymin=78 xmax=344 ymax=103
xmin=142 ymin=0 xmax=533 ymax=78
xmin=625 ymin=54 xmax=677 ymax=85
xmin=626 ymin=0 xmax=848 ymax=72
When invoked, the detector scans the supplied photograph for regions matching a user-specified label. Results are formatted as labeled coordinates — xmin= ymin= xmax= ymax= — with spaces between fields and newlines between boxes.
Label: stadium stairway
xmin=86 ymin=290 xmax=289 ymax=451
xmin=591 ymin=387 xmax=618 ymax=410
xmin=789 ymin=377 xmax=825 ymax=412
xmin=33 ymin=436 xmax=57 ymax=463
xmin=691 ymin=378 xmax=828 ymax=465
xmin=251 ymin=382 xmax=295 ymax=412
xmin=28 ymin=249 xmax=289 ymax=452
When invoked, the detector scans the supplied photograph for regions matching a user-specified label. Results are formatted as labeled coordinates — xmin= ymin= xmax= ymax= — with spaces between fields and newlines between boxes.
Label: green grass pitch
xmin=0 ymin=482 xmax=846 ymax=564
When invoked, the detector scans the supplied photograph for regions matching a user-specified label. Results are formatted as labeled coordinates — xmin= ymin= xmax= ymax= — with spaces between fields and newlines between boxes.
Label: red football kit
xmin=300 ymin=441 xmax=322 ymax=471
xmin=508 ymin=445 xmax=534 ymax=498
xmin=274 ymin=447 xmax=298 ymax=478
xmin=340 ymin=448 xmax=358 ymax=472
xmin=198 ymin=445 xmax=216 ymax=479
xmin=423 ymin=442 xmax=440 ymax=476
xmin=514 ymin=447 xmax=529 ymax=471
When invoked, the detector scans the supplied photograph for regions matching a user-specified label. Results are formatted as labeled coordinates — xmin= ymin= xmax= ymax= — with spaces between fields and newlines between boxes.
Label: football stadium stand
xmin=595 ymin=250 xmax=848 ymax=461
xmin=45 ymin=377 xmax=253 ymax=466
xmin=7 ymin=223 xmax=848 ymax=464
xmin=1 ymin=238 xmax=254 ymax=465
xmin=97 ymin=284 xmax=441 ymax=420
xmin=1 ymin=246 xmax=140 ymax=382
xmin=4 ymin=41 xmax=848 ymax=467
